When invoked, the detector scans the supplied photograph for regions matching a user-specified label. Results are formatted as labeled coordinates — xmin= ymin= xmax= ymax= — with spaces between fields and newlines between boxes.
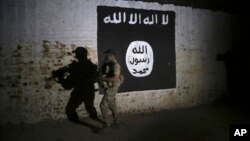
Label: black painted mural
xmin=97 ymin=6 xmax=176 ymax=93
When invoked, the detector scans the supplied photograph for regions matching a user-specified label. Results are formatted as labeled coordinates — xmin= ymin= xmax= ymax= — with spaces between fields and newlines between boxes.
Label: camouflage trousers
xmin=100 ymin=81 xmax=120 ymax=125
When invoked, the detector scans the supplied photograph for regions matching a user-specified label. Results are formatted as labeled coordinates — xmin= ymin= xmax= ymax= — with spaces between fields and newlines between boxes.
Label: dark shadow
xmin=71 ymin=120 xmax=104 ymax=134
xmin=51 ymin=47 xmax=104 ymax=133
xmin=216 ymin=19 xmax=250 ymax=110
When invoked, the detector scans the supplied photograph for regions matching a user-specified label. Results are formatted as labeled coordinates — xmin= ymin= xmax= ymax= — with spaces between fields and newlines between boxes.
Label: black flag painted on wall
xmin=97 ymin=6 xmax=176 ymax=93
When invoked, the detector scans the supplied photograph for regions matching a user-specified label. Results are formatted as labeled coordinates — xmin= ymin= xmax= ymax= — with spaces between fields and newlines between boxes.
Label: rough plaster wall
xmin=0 ymin=0 xmax=233 ymax=124
xmin=175 ymin=7 xmax=232 ymax=106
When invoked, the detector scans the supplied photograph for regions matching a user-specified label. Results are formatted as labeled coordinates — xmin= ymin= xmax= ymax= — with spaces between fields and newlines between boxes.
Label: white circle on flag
xmin=126 ymin=41 xmax=154 ymax=77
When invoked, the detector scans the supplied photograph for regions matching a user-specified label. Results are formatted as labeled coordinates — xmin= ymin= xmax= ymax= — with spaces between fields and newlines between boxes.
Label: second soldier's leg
xmin=100 ymin=93 xmax=111 ymax=126
xmin=106 ymin=86 xmax=119 ymax=123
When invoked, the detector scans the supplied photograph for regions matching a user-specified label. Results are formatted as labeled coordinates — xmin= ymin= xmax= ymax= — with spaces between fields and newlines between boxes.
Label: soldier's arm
xmin=51 ymin=61 xmax=76 ymax=79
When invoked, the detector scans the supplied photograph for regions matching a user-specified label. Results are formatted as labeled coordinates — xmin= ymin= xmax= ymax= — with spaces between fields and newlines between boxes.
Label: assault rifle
xmin=51 ymin=64 xmax=74 ymax=90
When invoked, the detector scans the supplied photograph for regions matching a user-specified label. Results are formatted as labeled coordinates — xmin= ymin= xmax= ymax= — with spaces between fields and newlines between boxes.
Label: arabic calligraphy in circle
xmin=126 ymin=41 xmax=154 ymax=77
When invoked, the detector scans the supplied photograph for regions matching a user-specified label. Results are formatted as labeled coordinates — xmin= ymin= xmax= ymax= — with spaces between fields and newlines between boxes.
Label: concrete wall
xmin=0 ymin=0 xmax=234 ymax=124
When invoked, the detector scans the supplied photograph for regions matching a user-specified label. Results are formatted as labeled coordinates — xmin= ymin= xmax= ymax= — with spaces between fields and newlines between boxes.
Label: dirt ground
xmin=1 ymin=97 xmax=250 ymax=141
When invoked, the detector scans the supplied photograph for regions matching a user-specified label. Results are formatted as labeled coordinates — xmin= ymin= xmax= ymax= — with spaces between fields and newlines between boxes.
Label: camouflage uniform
xmin=100 ymin=61 xmax=121 ymax=125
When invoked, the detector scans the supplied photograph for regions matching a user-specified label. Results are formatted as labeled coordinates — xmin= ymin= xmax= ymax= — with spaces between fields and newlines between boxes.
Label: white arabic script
xmin=126 ymin=41 xmax=154 ymax=77
xmin=103 ymin=12 xmax=169 ymax=25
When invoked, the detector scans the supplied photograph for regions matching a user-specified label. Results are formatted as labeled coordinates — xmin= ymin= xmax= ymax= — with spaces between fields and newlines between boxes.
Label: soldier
xmin=100 ymin=49 xmax=122 ymax=127
xmin=52 ymin=47 xmax=99 ymax=123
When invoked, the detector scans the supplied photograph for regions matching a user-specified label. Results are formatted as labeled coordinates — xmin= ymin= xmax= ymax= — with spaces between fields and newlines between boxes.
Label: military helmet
xmin=72 ymin=47 xmax=88 ymax=57
xmin=104 ymin=48 xmax=116 ymax=55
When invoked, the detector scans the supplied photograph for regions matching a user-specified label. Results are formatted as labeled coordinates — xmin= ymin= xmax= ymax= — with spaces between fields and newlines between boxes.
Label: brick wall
xmin=0 ymin=0 xmax=235 ymax=124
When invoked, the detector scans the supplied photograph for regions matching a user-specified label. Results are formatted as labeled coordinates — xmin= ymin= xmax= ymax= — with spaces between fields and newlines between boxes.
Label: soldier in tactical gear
xmin=52 ymin=47 xmax=99 ymax=123
xmin=99 ymin=49 xmax=122 ymax=127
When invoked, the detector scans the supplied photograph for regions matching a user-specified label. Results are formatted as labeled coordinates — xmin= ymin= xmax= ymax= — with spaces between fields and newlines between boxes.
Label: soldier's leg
xmin=107 ymin=95 xmax=117 ymax=121
xmin=65 ymin=89 xmax=83 ymax=122
xmin=83 ymin=93 xmax=98 ymax=119
xmin=106 ymin=86 xmax=119 ymax=122
xmin=100 ymin=93 xmax=110 ymax=125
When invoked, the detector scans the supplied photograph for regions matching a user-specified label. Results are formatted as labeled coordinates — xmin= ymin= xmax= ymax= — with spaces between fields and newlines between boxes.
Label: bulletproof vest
xmin=102 ymin=62 xmax=115 ymax=78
